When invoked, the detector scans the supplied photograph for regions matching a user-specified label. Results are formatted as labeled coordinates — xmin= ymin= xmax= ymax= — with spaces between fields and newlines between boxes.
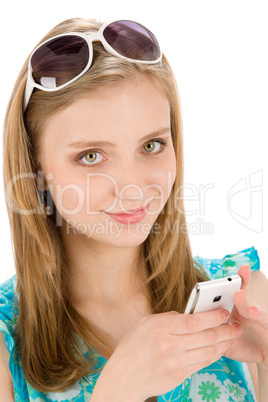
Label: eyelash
xmin=76 ymin=138 xmax=168 ymax=167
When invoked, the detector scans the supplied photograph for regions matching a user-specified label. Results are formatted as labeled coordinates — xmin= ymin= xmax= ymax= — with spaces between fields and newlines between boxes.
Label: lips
xmin=104 ymin=204 xmax=150 ymax=224
xmin=112 ymin=206 xmax=144 ymax=214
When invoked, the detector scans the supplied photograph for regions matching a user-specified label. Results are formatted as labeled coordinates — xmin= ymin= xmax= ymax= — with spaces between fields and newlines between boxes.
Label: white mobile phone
xmin=184 ymin=275 xmax=242 ymax=315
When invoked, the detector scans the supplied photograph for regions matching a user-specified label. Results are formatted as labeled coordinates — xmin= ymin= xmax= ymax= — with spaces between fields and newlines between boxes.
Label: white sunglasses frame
xmin=23 ymin=19 xmax=162 ymax=112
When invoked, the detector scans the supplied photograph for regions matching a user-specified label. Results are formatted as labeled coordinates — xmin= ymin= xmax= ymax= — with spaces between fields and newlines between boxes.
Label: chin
xmin=87 ymin=222 xmax=153 ymax=248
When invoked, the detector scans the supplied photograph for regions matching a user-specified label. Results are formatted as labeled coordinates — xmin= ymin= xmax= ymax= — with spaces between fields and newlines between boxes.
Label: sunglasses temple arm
xmin=23 ymin=79 xmax=34 ymax=113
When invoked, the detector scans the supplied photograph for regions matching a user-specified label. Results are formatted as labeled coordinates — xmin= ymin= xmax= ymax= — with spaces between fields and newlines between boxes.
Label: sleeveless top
xmin=0 ymin=246 xmax=260 ymax=401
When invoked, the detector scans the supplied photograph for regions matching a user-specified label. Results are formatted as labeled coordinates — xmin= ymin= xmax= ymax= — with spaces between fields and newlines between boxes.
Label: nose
xmin=114 ymin=161 xmax=147 ymax=202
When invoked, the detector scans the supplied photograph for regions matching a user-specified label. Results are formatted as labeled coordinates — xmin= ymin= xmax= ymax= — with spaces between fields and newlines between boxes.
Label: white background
xmin=0 ymin=0 xmax=267 ymax=283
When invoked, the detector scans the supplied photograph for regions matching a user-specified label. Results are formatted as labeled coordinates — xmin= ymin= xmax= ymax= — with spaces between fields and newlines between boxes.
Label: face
xmin=38 ymin=76 xmax=176 ymax=248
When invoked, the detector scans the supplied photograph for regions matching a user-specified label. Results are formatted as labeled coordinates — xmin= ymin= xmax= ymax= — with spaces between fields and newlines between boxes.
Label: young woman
xmin=1 ymin=18 xmax=268 ymax=402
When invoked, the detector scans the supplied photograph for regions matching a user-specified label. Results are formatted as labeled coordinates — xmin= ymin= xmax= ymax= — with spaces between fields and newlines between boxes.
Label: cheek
xmin=47 ymin=178 xmax=85 ymax=217
xmin=43 ymin=163 xmax=85 ymax=215
xmin=47 ymin=171 xmax=117 ymax=216
xmin=150 ymin=152 xmax=177 ymax=198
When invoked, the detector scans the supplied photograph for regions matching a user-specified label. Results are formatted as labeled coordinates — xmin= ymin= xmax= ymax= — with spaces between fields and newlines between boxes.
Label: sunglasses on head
xmin=23 ymin=19 xmax=162 ymax=112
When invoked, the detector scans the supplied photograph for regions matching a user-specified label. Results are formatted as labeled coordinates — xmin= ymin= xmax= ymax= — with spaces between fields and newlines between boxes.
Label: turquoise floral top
xmin=0 ymin=247 xmax=260 ymax=401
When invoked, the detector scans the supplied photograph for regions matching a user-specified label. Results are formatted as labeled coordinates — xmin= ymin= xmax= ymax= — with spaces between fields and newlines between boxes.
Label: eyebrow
xmin=67 ymin=127 xmax=171 ymax=149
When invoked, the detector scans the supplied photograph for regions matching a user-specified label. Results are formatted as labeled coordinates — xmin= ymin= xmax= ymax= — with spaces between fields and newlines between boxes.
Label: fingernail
xmin=250 ymin=306 xmax=262 ymax=317
xmin=235 ymin=323 xmax=242 ymax=335
xmin=223 ymin=310 xmax=230 ymax=320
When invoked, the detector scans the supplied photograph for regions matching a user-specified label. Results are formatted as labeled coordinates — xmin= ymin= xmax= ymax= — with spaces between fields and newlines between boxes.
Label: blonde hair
xmin=3 ymin=18 xmax=206 ymax=392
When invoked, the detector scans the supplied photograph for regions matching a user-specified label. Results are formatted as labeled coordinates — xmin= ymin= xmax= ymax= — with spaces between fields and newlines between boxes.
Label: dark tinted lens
xmin=103 ymin=21 xmax=160 ymax=61
xmin=31 ymin=35 xmax=89 ymax=88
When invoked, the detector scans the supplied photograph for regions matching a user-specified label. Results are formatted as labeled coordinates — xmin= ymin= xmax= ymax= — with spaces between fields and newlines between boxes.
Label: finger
xmin=182 ymin=322 xmax=242 ymax=350
xmin=233 ymin=289 xmax=251 ymax=318
xmin=174 ymin=309 xmax=231 ymax=335
xmin=234 ymin=289 xmax=264 ymax=322
xmin=247 ymin=305 xmax=263 ymax=320
xmin=183 ymin=339 xmax=232 ymax=368
xmin=248 ymin=306 xmax=268 ymax=330
xmin=236 ymin=264 xmax=251 ymax=294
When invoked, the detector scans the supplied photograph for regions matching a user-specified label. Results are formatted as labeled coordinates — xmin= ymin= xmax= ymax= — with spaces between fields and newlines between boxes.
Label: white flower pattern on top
xmin=189 ymin=373 xmax=229 ymax=402
xmin=223 ymin=379 xmax=247 ymax=401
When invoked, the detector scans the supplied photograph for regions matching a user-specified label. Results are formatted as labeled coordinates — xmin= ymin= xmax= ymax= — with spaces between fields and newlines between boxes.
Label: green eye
xmin=144 ymin=141 xmax=156 ymax=152
xmin=85 ymin=152 xmax=97 ymax=162
xmin=79 ymin=150 xmax=103 ymax=166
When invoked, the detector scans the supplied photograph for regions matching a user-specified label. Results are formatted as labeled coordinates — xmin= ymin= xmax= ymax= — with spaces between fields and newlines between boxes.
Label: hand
xmin=92 ymin=309 xmax=241 ymax=401
xmin=225 ymin=265 xmax=268 ymax=371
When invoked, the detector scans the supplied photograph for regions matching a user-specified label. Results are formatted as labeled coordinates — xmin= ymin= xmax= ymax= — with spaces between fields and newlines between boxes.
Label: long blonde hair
xmin=3 ymin=18 xmax=206 ymax=392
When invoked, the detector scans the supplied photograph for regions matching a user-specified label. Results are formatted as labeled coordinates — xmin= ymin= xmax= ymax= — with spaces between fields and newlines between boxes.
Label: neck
xmin=61 ymin=224 xmax=147 ymax=305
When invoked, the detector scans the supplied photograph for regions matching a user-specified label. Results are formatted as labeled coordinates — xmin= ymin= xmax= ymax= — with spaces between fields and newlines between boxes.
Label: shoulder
xmin=0 ymin=275 xmax=17 ymax=304
xmin=0 ymin=276 xmax=30 ymax=399
xmin=0 ymin=276 xmax=18 ymax=339
xmin=0 ymin=276 xmax=17 ymax=401
xmin=249 ymin=269 xmax=268 ymax=309
xmin=0 ymin=331 xmax=14 ymax=401
xmin=0 ymin=276 xmax=18 ymax=364
xmin=246 ymin=268 xmax=267 ymax=400
xmin=194 ymin=246 xmax=260 ymax=280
